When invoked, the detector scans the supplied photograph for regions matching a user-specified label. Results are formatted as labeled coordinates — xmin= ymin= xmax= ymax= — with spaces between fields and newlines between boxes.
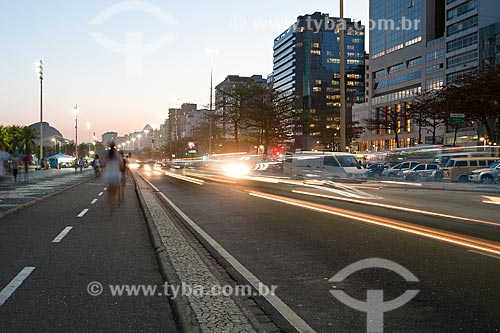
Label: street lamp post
xmin=137 ymin=134 xmax=142 ymax=150
xmin=127 ymin=140 xmax=131 ymax=150
xmin=206 ymin=48 xmax=218 ymax=155
xmin=73 ymin=105 xmax=78 ymax=157
xmin=144 ymin=129 xmax=150 ymax=148
xmin=131 ymin=137 xmax=136 ymax=150
xmin=35 ymin=60 xmax=43 ymax=167
xmin=87 ymin=122 xmax=91 ymax=157
xmin=339 ymin=0 xmax=347 ymax=152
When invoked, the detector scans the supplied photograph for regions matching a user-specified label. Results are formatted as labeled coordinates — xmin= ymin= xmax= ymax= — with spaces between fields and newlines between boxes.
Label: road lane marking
xmin=91 ymin=199 xmax=98 ymax=204
xmin=249 ymin=190 xmax=500 ymax=257
xmin=0 ymin=267 xmax=36 ymax=306
xmin=468 ymin=250 xmax=500 ymax=260
xmin=52 ymin=227 xmax=73 ymax=243
xmin=155 ymin=190 xmax=315 ymax=333
xmin=98 ymin=192 xmax=104 ymax=196
xmin=77 ymin=209 xmax=89 ymax=218
xmin=103 ymin=187 xmax=108 ymax=191
xmin=292 ymin=190 xmax=500 ymax=227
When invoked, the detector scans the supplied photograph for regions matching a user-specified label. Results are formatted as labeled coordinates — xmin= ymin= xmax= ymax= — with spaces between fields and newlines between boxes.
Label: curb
xmin=132 ymin=173 xmax=201 ymax=333
xmin=0 ymin=175 xmax=94 ymax=221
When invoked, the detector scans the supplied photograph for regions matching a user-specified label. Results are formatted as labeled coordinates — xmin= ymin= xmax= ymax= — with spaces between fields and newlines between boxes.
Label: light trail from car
xmin=248 ymin=190 xmax=500 ymax=257
xmin=292 ymin=190 xmax=499 ymax=227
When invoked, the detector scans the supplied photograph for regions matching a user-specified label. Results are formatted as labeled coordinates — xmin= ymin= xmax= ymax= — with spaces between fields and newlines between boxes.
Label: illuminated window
xmin=316 ymin=80 xmax=322 ymax=85
xmin=312 ymin=87 xmax=321 ymax=92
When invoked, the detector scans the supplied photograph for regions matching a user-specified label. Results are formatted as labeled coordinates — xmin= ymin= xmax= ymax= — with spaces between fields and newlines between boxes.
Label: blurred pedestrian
xmin=118 ymin=152 xmax=128 ymax=203
xmin=102 ymin=144 xmax=124 ymax=208
xmin=93 ymin=154 xmax=101 ymax=178
xmin=0 ymin=150 xmax=10 ymax=183
xmin=79 ymin=158 xmax=84 ymax=173
xmin=11 ymin=154 xmax=21 ymax=182
xmin=23 ymin=153 xmax=31 ymax=181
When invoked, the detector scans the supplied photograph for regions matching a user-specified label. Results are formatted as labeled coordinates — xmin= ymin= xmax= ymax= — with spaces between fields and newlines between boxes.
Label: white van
xmin=283 ymin=152 xmax=367 ymax=181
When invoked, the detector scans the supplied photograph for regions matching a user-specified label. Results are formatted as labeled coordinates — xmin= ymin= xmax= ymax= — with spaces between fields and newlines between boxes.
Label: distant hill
xmin=28 ymin=122 xmax=64 ymax=144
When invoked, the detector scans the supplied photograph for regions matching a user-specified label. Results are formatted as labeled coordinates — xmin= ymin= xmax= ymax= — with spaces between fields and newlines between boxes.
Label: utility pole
xmin=36 ymin=60 xmax=43 ymax=167
xmin=340 ymin=0 xmax=347 ymax=152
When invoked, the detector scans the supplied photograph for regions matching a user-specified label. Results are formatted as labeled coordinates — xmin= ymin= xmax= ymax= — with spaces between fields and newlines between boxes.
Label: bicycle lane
xmin=0 ymin=177 xmax=177 ymax=332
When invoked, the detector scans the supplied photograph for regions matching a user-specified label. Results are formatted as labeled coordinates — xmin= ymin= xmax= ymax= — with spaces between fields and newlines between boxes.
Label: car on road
xmin=402 ymin=163 xmax=441 ymax=181
xmin=365 ymin=163 xmax=385 ymax=178
xmin=442 ymin=157 xmax=499 ymax=182
xmin=381 ymin=161 xmax=422 ymax=178
xmin=468 ymin=161 xmax=500 ymax=184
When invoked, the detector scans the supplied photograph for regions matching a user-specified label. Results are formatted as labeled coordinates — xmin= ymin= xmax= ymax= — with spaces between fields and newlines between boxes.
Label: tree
xmin=243 ymin=83 xmax=299 ymax=155
xmin=408 ymin=90 xmax=448 ymax=144
xmin=364 ymin=104 xmax=406 ymax=148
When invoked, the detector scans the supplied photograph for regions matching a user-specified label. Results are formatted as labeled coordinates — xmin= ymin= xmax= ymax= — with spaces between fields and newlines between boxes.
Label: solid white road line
xmin=98 ymin=192 xmax=104 ymax=197
xmin=91 ymin=199 xmax=98 ymax=205
xmin=468 ymin=250 xmax=500 ymax=260
xmin=0 ymin=267 xmax=36 ymax=306
xmin=77 ymin=209 xmax=89 ymax=218
xmin=156 ymin=190 xmax=315 ymax=333
xmin=52 ymin=227 xmax=73 ymax=243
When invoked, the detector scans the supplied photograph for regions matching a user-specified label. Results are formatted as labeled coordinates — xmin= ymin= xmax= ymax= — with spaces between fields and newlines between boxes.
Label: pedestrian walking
xmin=79 ymin=158 xmax=84 ymax=173
xmin=11 ymin=154 xmax=21 ymax=182
xmin=118 ymin=152 xmax=128 ymax=203
xmin=102 ymin=144 xmax=124 ymax=208
xmin=0 ymin=150 xmax=10 ymax=183
xmin=23 ymin=153 xmax=30 ymax=181
xmin=93 ymin=154 xmax=101 ymax=178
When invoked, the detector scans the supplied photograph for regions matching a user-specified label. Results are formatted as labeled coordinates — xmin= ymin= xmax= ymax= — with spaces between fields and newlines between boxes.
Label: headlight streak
xmin=381 ymin=181 xmax=423 ymax=187
xmin=163 ymin=171 xmax=205 ymax=186
xmin=248 ymin=191 xmax=500 ymax=257
xmin=482 ymin=196 xmax=500 ymax=205
xmin=292 ymin=190 xmax=499 ymax=227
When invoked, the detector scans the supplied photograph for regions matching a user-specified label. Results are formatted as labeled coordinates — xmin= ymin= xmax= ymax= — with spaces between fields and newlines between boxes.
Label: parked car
xmin=468 ymin=161 xmax=500 ymax=184
xmin=402 ymin=163 xmax=441 ymax=181
xmin=382 ymin=161 xmax=422 ymax=178
xmin=365 ymin=163 xmax=385 ymax=178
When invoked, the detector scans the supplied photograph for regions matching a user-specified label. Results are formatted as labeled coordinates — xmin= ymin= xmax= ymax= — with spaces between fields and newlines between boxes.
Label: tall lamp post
xmin=87 ymin=122 xmax=91 ymax=156
xmin=73 ymin=105 xmax=78 ymax=157
xmin=206 ymin=48 xmax=218 ymax=155
xmin=137 ymin=134 xmax=142 ymax=150
xmin=35 ymin=60 xmax=43 ymax=167
xmin=131 ymin=137 xmax=136 ymax=150
xmin=144 ymin=129 xmax=150 ymax=148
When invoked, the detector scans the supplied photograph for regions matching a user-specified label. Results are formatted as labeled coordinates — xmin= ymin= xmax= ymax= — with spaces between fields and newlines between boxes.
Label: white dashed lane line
xmin=52 ymin=227 xmax=73 ymax=243
xmin=0 ymin=267 xmax=36 ymax=306
xmin=77 ymin=209 xmax=89 ymax=218
xmin=91 ymin=199 xmax=98 ymax=205
xmin=103 ymin=187 xmax=108 ymax=191
xmin=98 ymin=192 xmax=104 ymax=197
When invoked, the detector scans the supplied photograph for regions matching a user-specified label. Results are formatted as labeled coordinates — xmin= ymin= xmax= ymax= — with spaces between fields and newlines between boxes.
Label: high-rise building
xmin=355 ymin=0 xmax=500 ymax=151
xmin=480 ymin=22 xmax=500 ymax=66
xmin=354 ymin=0 xmax=447 ymax=151
xmin=273 ymin=12 xmax=365 ymax=150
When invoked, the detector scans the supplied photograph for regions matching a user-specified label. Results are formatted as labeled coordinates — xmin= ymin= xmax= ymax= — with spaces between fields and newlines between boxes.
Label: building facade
xmin=356 ymin=0 xmax=500 ymax=152
xmin=273 ymin=12 xmax=365 ymax=150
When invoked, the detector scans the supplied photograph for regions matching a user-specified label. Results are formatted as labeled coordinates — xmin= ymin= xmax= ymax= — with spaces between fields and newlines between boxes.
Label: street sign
xmin=450 ymin=113 xmax=465 ymax=125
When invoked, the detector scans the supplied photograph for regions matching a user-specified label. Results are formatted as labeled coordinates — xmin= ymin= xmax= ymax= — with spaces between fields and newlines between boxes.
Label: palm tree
xmin=21 ymin=126 xmax=37 ymax=154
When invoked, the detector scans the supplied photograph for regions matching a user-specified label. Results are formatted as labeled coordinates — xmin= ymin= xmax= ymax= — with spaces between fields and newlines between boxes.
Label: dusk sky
xmin=0 ymin=0 xmax=369 ymax=140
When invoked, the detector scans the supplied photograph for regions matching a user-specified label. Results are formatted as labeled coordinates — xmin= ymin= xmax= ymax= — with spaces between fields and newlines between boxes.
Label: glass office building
xmin=273 ymin=12 xmax=365 ymax=150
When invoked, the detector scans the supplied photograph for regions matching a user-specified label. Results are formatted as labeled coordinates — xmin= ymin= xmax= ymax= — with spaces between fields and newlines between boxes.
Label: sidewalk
xmin=0 ymin=168 xmax=93 ymax=215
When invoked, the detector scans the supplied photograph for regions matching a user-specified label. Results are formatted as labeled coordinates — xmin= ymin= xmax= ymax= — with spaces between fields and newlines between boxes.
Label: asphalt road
xmin=143 ymin=169 xmax=500 ymax=332
xmin=0 ymin=177 xmax=177 ymax=332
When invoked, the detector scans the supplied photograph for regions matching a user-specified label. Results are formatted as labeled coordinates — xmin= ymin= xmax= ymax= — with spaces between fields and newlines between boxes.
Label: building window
xmin=388 ymin=63 xmax=405 ymax=74
xmin=447 ymin=33 xmax=478 ymax=53
xmin=425 ymin=77 xmax=444 ymax=90
xmin=447 ymin=50 xmax=478 ymax=68
xmin=447 ymin=15 xmax=478 ymax=37
xmin=374 ymin=69 xmax=386 ymax=79
xmin=311 ymin=50 xmax=321 ymax=55
xmin=407 ymin=57 xmax=421 ymax=68
xmin=426 ymin=49 xmax=444 ymax=61
xmin=425 ymin=63 xmax=444 ymax=74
